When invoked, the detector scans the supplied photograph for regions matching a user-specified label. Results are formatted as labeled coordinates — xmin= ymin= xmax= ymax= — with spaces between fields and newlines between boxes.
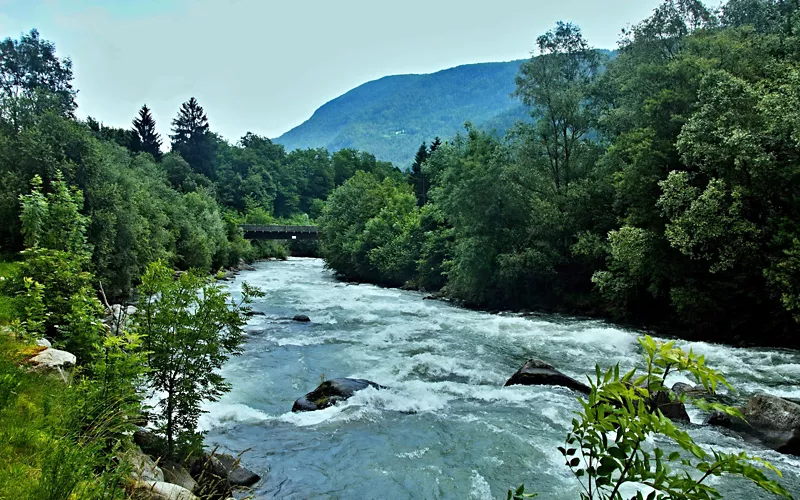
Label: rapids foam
xmin=204 ymin=258 xmax=800 ymax=499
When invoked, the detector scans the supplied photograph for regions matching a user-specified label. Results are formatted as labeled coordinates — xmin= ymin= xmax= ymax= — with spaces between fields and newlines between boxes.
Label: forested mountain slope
xmin=275 ymin=60 xmax=527 ymax=167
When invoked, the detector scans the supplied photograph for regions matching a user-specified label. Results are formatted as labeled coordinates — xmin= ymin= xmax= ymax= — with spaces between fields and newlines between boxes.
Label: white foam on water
xmin=198 ymin=402 xmax=273 ymax=432
xmin=396 ymin=447 xmax=430 ymax=459
xmin=209 ymin=258 xmax=800 ymax=499
xmin=469 ymin=470 xmax=494 ymax=500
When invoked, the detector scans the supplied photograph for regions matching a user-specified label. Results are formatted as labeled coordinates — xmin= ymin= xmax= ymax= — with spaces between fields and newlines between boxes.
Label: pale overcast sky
xmin=0 ymin=0 xmax=669 ymax=143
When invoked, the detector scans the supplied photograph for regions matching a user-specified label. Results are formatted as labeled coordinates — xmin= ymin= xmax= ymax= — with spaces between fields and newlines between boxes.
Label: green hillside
xmin=274 ymin=60 xmax=528 ymax=167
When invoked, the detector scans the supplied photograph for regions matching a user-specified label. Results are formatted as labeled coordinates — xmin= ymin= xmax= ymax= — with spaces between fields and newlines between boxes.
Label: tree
xmin=408 ymin=141 xmax=429 ymax=206
xmin=133 ymin=104 xmax=162 ymax=161
xmin=0 ymin=29 xmax=77 ymax=131
xmin=515 ymin=22 xmax=602 ymax=194
xmin=170 ymin=97 xmax=216 ymax=179
xmin=137 ymin=261 xmax=263 ymax=458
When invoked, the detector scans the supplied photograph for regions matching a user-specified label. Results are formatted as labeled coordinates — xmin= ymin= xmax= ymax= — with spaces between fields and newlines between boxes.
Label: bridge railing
xmin=239 ymin=224 xmax=319 ymax=233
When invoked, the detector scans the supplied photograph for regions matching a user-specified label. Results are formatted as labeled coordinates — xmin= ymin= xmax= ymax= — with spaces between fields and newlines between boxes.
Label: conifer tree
xmin=132 ymin=104 xmax=162 ymax=161
xmin=409 ymin=141 xmax=430 ymax=206
xmin=429 ymin=136 xmax=442 ymax=155
xmin=170 ymin=97 xmax=216 ymax=179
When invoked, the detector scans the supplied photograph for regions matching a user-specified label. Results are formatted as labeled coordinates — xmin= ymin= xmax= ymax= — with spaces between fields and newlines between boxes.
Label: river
xmin=201 ymin=257 xmax=800 ymax=499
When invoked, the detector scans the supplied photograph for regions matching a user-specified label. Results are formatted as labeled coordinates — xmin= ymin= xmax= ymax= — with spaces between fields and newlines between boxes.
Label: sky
xmin=0 ymin=0 xmax=669 ymax=143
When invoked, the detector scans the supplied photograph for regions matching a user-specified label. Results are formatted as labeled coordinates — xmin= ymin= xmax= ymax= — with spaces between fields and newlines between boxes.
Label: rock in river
xmin=504 ymin=359 xmax=591 ymax=394
xmin=708 ymin=393 xmax=800 ymax=455
xmin=292 ymin=314 xmax=311 ymax=323
xmin=189 ymin=451 xmax=261 ymax=489
xmin=292 ymin=378 xmax=384 ymax=412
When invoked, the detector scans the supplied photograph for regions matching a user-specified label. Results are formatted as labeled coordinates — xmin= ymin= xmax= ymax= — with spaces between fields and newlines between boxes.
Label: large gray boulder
xmin=161 ymin=461 xmax=198 ymax=493
xmin=28 ymin=348 xmax=76 ymax=375
xmin=292 ymin=378 xmax=384 ymax=412
xmin=712 ymin=394 xmax=800 ymax=455
xmin=504 ymin=359 xmax=591 ymax=394
xmin=123 ymin=447 xmax=165 ymax=483
xmin=132 ymin=481 xmax=197 ymax=500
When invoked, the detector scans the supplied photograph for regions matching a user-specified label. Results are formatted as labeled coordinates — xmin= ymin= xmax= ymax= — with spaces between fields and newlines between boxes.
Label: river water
xmin=202 ymin=258 xmax=800 ymax=499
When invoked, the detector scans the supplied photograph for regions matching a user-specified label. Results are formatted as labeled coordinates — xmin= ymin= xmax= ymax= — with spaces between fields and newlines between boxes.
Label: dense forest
xmin=0 ymin=33 xmax=401 ymax=298
xmin=319 ymin=0 xmax=800 ymax=348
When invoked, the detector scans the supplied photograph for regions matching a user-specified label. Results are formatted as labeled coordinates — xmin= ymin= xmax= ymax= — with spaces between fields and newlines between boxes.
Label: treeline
xmin=0 ymin=29 xmax=402 ymax=298
xmin=320 ymin=0 xmax=800 ymax=347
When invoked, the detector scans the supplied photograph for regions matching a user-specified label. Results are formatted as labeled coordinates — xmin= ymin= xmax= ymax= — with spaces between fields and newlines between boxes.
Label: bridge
xmin=239 ymin=224 xmax=319 ymax=241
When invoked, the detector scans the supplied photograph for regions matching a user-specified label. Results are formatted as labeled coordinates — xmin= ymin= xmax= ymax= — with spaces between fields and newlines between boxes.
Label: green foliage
xmin=319 ymin=171 xmax=420 ymax=286
xmin=538 ymin=336 xmax=791 ymax=499
xmin=137 ymin=261 xmax=263 ymax=458
xmin=319 ymin=1 xmax=800 ymax=345
xmin=0 ymin=335 xmax=136 ymax=500
xmin=0 ymin=28 xmax=76 ymax=132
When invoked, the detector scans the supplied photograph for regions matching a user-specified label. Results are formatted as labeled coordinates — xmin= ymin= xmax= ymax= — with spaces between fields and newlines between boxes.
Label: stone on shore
xmin=132 ymin=481 xmax=197 ymax=500
xmin=161 ymin=461 xmax=198 ymax=493
xmin=28 ymin=348 xmax=76 ymax=374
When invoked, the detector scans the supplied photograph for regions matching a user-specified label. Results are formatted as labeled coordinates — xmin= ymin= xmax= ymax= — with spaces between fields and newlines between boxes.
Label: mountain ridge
xmin=274 ymin=59 xmax=529 ymax=167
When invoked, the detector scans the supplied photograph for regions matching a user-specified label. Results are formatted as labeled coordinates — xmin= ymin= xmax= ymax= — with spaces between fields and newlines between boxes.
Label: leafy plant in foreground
xmin=513 ymin=336 xmax=790 ymax=499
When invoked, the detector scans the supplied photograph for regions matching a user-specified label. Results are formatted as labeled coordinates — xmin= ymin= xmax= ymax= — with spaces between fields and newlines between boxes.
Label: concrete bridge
xmin=239 ymin=224 xmax=319 ymax=241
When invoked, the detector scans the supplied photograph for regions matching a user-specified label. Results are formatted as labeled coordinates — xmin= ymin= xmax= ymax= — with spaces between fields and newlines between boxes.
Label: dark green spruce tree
xmin=170 ymin=97 xmax=216 ymax=179
xmin=132 ymin=104 xmax=162 ymax=161
xmin=429 ymin=136 xmax=442 ymax=154
xmin=408 ymin=141 xmax=430 ymax=206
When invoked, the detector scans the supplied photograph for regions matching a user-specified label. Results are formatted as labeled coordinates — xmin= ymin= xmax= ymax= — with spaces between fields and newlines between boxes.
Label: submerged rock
xmin=292 ymin=378 xmax=384 ymax=412
xmin=292 ymin=314 xmax=311 ymax=323
xmin=504 ymin=359 xmax=590 ymax=394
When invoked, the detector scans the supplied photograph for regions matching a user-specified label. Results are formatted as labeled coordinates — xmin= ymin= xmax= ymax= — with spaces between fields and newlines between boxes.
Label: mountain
xmin=274 ymin=60 xmax=528 ymax=167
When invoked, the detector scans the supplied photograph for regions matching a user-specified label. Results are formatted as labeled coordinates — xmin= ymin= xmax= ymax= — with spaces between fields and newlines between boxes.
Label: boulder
xmin=292 ymin=314 xmax=311 ymax=323
xmin=705 ymin=394 xmax=800 ymax=455
xmin=189 ymin=452 xmax=261 ymax=490
xmin=132 ymin=481 xmax=197 ymax=500
xmin=741 ymin=394 xmax=800 ymax=455
xmin=35 ymin=338 xmax=52 ymax=348
xmin=28 ymin=348 xmax=76 ymax=374
xmin=217 ymin=271 xmax=236 ymax=282
xmin=133 ymin=427 xmax=161 ymax=456
xmin=651 ymin=390 xmax=690 ymax=423
xmin=123 ymin=447 xmax=164 ymax=483
xmin=504 ymin=359 xmax=590 ymax=394
xmin=292 ymin=378 xmax=384 ymax=412
xmin=161 ymin=461 xmax=198 ymax=492
xmin=215 ymin=454 xmax=261 ymax=487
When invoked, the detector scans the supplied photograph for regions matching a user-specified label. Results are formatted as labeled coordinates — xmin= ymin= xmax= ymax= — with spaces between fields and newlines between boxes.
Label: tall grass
xmin=0 ymin=258 xmax=20 ymax=326
xmin=0 ymin=335 xmax=131 ymax=499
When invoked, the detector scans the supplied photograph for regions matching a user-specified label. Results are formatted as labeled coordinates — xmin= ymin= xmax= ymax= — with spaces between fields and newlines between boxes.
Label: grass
xmin=0 ymin=258 xmax=20 ymax=327
xmin=0 ymin=268 xmax=133 ymax=500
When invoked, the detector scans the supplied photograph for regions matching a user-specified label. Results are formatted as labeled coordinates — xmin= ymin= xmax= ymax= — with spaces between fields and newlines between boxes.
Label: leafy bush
xmin=512 ymin=336 xmax=790 ymax=499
